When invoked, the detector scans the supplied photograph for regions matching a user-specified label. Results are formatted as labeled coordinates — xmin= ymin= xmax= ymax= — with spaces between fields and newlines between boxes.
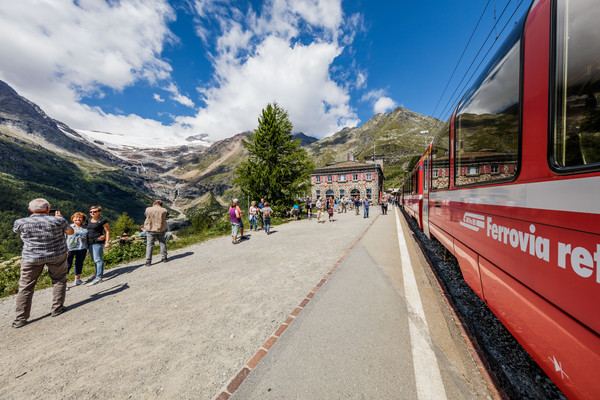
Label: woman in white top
xmin=249 ymin=201 xmax=259 ymax=231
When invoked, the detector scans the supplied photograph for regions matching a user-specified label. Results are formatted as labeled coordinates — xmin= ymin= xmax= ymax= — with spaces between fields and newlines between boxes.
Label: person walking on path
xmin=306 ymin=198 xmax=312 ymax=220
xmin=230 ymin=201 xmax=241 ymax=244
xmin=380 ymin=195 xmax=388 ymax=215
xmin=87 ymin=206 xmax=110 ymax=285
xmin=258 ymin=198 xmax=265 ymax=230
xmin=12 ymin=199 xmax=74 ymax=328
xmin=143 ymin=200 xmax=169 ymax=266
xmin=249 ymin=201 xmax=259 ymax=231
xmin=316 ymin=197 xmax=325 ymax=223
xmin=262 ymin=202 xmax=273 ymax=234
xmin=66 ymin=212 xmax=88 ymax=286
xmin=234 ymin=199 xmax=246 ymax=239
xmin=354 ymin=197 xmax=361 ymax=215
xmin=363 ymin=197 xmax=370 ymax=218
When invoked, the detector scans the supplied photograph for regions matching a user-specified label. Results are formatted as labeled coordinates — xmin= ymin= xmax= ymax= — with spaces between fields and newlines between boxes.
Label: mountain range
xmin=0 ymin=79 xmax=438 ymax=259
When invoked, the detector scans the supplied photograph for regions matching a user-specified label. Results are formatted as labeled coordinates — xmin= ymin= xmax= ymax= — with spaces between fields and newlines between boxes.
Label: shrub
xmin=112 ymin=212 xmax=137 ymax=238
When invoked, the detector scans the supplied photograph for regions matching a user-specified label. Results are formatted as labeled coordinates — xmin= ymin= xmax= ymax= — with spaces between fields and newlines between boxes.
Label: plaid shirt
xmin=13 ymin=214 xmax=70 ymax=263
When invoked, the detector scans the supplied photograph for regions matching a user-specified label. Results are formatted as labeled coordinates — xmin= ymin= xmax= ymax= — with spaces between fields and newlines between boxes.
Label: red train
xmin=402 ymin=0 xmax=599 ymax=398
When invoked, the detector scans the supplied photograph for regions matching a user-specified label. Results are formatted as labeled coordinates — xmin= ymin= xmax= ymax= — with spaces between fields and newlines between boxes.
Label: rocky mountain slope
xmin=0 ymin=79 xmax=441 ymax=243
xmin=307 ymin=107 xmax=441 ymax=185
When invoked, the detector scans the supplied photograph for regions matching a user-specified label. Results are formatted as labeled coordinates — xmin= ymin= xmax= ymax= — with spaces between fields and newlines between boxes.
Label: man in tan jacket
xmin=143 ymin=200 xmax=169 ymax=266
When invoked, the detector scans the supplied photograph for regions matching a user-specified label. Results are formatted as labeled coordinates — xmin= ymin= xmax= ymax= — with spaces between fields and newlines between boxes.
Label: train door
xmin=422 ymin=154 xmax=430 ymax=238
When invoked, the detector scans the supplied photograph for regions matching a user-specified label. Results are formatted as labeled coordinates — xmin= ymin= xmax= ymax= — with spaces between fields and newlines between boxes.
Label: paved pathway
xmin=226 ymin=207 xmax=493 ymax=399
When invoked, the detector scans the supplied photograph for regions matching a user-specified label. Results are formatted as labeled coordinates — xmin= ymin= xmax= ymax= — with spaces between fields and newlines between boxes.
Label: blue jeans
xmin=249 ymin=215 xmax=257 ymax=230
xmin=264 ymin=218 xmax=271 ymax=233
xmin=90 ymin=244 xmax=105 ymax=278
xmin=364 ymin=207 xmax=369 ymax=218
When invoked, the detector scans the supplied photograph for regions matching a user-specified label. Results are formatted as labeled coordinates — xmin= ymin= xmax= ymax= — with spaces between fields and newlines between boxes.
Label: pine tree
xmin=234 ymin=103 xmax=314 ymax=211
xmin=112 ymin=212 xmax=137 ymax=238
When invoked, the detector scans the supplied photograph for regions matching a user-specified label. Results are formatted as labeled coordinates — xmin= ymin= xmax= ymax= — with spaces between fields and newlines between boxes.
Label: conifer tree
xmin=234 ymin=103 xmax=314 ymax=210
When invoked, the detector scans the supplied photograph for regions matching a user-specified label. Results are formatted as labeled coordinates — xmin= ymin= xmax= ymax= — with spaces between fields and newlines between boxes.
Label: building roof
xmin=312 ymin=160 xmax=383 ymax=175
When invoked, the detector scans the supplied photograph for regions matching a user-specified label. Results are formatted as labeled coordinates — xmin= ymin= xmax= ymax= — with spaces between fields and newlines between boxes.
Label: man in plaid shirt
xmin=11 ymin=199 xmax=74 ymax=328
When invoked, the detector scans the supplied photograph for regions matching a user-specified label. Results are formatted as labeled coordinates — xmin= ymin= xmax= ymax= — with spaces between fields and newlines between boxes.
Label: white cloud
xmin=362 ymin=89 xmax=396 ymax=114
xmin=355 ymin=72 xmax=367 ymax=89
xmin=185 ymin=0 xmax=360 ymax=139
xmin=0 ymin=0 xmax=363 ymax=145
xmin=0 ymin=0 xmax=178 ymax=138
xmin=178 ymin=36 xmax=358 ymax=139
xmin=165 ymin=83 xmax=195 ymax=108
xmin=373 ymin=97 xmax=397 ymax=114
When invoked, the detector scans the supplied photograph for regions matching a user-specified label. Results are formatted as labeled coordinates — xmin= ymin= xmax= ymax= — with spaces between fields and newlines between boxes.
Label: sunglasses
xmin=89 ymin=210 xmax=99 ymax=214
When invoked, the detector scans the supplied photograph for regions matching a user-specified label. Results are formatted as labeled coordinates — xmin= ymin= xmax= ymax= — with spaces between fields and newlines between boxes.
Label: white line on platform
xmin=394 ymin=207 xmax=447 ymax=400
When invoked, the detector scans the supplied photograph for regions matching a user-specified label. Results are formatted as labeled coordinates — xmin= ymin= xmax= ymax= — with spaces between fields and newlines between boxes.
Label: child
xmin=327 ymin=204 xmax=334 ymax=222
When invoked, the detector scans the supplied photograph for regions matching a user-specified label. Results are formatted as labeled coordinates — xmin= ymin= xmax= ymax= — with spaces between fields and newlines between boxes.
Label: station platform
xmin=223 ymin=208 xmax=497 ymax=399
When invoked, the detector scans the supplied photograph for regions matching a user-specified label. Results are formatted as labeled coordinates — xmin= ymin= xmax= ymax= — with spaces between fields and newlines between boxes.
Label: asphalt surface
xmin=229 ymin=208 xmax=494 ymax=400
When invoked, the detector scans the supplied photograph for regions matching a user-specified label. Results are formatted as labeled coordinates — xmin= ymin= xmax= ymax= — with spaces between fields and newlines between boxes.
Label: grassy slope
xmin=0 ymin=135 xmax=152 ymax=260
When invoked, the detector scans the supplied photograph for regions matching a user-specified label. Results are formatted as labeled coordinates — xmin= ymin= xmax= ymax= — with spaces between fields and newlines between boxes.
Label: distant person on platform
xmin=143 ymin=200 xmax=169 ymax=266
xmin=11 ymin=199 xmax=74 ymax=328
xmin=381 ymin=195 xmax=388 ymax=215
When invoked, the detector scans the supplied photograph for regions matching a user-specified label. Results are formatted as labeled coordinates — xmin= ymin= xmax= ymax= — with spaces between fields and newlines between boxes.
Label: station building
xmin=311 ymin=153 xmax=384 ymax=201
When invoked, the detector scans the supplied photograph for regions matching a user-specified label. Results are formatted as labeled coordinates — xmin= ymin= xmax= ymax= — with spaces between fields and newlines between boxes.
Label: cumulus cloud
xmin=362 ymin=89 xmax=397 ymax=114
xmin=0 ymin=0 xmax=364 ymax=145
xmin=0 ymin=0 xmax=179 ymax=139
xmin=373 ymin=97 xmax=397 ymax=114
xmin=185 ymin=0 xmax=360 ymax=139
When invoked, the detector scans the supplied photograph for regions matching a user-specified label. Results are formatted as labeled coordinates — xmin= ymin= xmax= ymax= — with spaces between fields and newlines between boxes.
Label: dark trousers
xmin=15 ymin=253 xmax=67 ymax=322
xmin=146 ymin=231 xmax=167 ymax=263
xmin=67 ymin=249 xmax=87 ymax=275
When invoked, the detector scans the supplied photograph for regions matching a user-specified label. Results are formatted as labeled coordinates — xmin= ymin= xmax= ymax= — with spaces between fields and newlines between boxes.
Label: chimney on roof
xmin=347 ymin=151 xmax=354 ymax=161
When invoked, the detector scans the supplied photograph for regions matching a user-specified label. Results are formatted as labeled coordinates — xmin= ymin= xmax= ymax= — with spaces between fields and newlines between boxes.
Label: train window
xmin=454 ymin=18 xmax=523 ymax=187
xmin=405 ymin=170 xmax=414 ymax=194
xmin=552 ymin=0 xmax=600 ymax=170
xmin=431 ymin=121 xmax=450 ymax=191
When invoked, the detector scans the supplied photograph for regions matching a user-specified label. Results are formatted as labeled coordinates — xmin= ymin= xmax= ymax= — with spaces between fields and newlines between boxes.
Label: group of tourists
xmin=10 ymin=198 xmax=169 ymax=329
xmin=229 ymin=198 xmax=273 ymax=244
xmin=10 ymin=194 xmax=395 ymax=328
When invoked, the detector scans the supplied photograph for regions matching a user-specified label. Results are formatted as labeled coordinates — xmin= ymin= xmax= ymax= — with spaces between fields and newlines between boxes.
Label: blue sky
xmin=0 ymin=0 xmax=530 ymax=147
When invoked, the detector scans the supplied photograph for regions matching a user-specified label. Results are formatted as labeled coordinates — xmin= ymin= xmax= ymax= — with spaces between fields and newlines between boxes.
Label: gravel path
xmin=0 ymin=212 xmax=373 ymax=400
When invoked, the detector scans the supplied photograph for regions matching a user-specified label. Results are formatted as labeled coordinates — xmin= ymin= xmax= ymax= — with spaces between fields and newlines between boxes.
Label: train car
xmin=401 ymin=147 xmax=429 ymax=229
xmin=403 ymin=0 xmax=600 ymax=398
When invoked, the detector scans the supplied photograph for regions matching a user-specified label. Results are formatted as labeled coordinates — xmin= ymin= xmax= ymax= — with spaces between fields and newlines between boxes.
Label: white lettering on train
xmin=462 ymin=213 xmax=599 ymax=283
xmin=558 ymin=243 xmax=600 ymax=282
xmin=486 ymin=218 xmax=550 ymax=262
